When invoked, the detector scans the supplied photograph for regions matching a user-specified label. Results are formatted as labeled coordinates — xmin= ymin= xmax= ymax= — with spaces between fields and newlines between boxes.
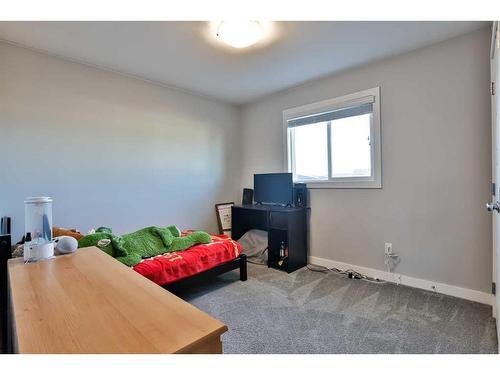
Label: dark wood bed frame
xmin=0 ymin=234 xmax=247 ymax=353
xmin=164 ymin=254 xmax=247 ymax=293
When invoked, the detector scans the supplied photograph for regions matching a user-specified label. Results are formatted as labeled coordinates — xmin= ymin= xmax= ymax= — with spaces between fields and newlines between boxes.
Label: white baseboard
xmin=309 ymin=256 xmax=493 ymax=306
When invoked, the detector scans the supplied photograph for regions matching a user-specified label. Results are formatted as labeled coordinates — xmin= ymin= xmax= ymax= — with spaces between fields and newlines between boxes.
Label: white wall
xmin=0 ymin=42 xmax=242 ymax=241
xmin=0 ymin=29 xmax=493 ymax=294
xmin=239 ymin=28 xmax=492 ymax=293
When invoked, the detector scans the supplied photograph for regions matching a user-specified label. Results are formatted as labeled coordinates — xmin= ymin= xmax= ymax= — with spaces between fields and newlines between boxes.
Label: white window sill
xmin=298 ymin=179 xmax=382 ymax=189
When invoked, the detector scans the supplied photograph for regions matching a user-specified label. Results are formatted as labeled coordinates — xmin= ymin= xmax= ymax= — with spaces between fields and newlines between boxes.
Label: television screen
xmin=254 ymin=173 xmax=293 ymax=206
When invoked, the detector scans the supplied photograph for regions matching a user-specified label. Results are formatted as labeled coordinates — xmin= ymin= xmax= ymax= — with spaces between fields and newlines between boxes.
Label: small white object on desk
xmin=54 ymin=236 xmax=78 ymax=254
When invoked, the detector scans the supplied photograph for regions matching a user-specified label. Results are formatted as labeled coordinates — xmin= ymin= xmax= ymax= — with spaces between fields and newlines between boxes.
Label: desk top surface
xmin=8 ymin=247 xmax=227 ymax=353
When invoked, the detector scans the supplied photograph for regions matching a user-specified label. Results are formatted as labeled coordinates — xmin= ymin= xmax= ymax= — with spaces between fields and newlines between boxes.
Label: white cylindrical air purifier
xmin=24 ymin=197 xmax=54 ymax=262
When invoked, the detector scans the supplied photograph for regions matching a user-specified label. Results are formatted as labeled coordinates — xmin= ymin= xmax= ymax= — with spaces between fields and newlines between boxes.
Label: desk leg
xmin=240 ymin=254 xmax=247 ymax=281
xmin=195 ymin=337 xmax=223 ymax=354
xmin=177 ymin=335 xmax=223 ymax=354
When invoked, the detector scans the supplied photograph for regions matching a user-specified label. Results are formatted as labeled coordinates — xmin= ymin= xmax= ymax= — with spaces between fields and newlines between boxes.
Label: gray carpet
xmin=177 ymin=264 xmax=498 ymax=354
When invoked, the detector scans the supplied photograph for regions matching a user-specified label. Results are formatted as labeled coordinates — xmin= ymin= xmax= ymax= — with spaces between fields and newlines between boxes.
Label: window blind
xmin=287 ymin=99 xmax=374 ymax=128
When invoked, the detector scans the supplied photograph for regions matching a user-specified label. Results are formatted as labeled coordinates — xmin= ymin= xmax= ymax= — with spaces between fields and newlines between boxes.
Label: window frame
xmin=283 ymin=87 xmax=382 ymax=189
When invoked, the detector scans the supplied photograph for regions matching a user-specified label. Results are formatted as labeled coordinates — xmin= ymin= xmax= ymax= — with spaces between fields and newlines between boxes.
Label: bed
xmin=132 ymin=231 xmax=247 ymax=291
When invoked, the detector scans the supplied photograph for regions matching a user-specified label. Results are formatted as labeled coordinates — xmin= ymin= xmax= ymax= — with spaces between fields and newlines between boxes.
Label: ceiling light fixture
xmin=216 ymin=21 xmax=264 ymax=49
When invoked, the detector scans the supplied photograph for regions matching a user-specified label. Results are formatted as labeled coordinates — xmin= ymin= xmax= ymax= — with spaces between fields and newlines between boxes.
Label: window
xmin=284 ymin=87 xmax=381 ymax=188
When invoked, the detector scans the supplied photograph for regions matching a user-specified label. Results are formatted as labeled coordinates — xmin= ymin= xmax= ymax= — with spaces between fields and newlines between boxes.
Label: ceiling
xmin=0 ymin=21 xmax=489 ymax=104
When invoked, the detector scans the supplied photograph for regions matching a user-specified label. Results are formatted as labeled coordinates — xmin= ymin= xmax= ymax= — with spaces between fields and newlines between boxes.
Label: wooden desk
xmin=7 ymin=247 xmax=227 ymax=353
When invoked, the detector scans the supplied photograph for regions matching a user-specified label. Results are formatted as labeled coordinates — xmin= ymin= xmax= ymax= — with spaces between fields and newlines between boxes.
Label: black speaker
xmin=293 ymin=183 xmax=308 ymax=208
xmin=242 ymin=188 xmax=254 ymax=205
xmin=0 ymin=217 xmax=10 ymax=235
xmin=1 ymin=234 xmax=11 ymax=352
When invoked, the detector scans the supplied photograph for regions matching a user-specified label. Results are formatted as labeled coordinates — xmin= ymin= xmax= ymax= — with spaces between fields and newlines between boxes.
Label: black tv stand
xmin=231 ymin=204 xmax=308 ymax=273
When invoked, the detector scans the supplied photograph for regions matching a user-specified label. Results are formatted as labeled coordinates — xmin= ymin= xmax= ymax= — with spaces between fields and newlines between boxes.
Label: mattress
xmin=132 ymin=231 xmax=241 ymax=286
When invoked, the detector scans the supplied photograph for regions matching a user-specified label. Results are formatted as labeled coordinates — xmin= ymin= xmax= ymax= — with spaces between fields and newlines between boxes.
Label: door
xmin=487 ymin=21 xmax=500 ymax=350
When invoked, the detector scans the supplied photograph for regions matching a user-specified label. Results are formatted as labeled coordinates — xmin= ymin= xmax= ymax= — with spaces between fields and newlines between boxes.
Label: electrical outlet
xmin=385 ymin=242 xmax=393 ymax=255
xmin=396 ymin=275 xmax=401 ymax=285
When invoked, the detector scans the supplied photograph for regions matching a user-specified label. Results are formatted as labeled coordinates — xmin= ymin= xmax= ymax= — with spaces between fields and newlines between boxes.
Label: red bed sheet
xmin=132 ymin=231 xmax=241 ymax=286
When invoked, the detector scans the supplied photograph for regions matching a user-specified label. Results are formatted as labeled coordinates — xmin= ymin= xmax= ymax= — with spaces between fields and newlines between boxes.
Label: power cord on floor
xmin=244 ymin=252 xmax=386 ymax=284
xmin=306 ymin=264 xmax=386 ymax=284
xmin=247 ymin=258 xmax=268 ymax=266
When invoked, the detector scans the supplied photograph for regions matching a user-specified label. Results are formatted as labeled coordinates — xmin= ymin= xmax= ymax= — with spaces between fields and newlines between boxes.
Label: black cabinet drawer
xmin=269 ymin=211 xmax=288 ymax=229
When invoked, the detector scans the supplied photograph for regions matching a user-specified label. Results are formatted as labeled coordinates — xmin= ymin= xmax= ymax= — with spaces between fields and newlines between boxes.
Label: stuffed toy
xmin=78 ymin=225 xmax=211 ymax=267
xmin=53 ymin=226 xmax=84 ymax=240
xmin=77 ymin=227 xmax=118 ymax=257
xmin=54 ymin=236 xmax=79 ymax=254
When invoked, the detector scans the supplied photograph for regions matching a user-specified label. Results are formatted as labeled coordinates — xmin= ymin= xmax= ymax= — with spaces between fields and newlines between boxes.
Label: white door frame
xmin=490 ymin=21 xmax=500 ymax=350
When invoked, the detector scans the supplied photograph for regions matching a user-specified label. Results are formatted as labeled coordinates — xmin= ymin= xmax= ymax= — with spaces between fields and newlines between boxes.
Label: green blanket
xmin=78 ymin=225 xmax=211 ymax=267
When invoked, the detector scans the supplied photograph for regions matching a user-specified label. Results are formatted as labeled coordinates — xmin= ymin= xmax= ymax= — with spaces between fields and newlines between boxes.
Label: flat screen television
xmin=254 ymin=173 xmax=293 ymax=206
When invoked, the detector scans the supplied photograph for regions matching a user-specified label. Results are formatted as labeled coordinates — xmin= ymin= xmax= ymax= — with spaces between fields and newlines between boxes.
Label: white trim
xmin=309 ymin=255 xmax=493 ymax=306
xmin=283 ymin=88 xmax=377 ymax=121
xmin=490 ymin=21 xmax=500 ymax=353
xmin=284 ymin=95 xmax=375 ymax=123
xmin=283 ymin=87 xmax=382 ymax=189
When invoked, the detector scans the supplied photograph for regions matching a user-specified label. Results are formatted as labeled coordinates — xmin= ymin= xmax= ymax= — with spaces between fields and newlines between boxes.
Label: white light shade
xmin=216 ymin=21 xmax=264 ymax=49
